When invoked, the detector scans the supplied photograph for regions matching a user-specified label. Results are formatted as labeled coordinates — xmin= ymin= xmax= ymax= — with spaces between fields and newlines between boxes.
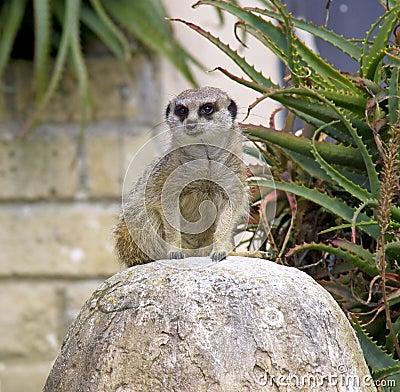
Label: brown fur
xmin=113 ymin=87 xmax=248 ymax=267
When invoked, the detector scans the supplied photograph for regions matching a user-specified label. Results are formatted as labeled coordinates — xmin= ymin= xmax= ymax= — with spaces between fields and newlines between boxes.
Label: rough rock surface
xmin=43 ymin=257 xmax=376 ymax=391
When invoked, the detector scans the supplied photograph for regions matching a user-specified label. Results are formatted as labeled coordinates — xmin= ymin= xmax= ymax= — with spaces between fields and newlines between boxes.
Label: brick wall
xmin=0 ymin=56 xmax=161 ymax=392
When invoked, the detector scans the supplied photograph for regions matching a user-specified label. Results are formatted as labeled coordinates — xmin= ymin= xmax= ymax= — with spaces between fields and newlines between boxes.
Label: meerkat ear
xmin=228 ymin=99 xmax=237 ymax=120
xmin=165 ymin=103 xmax=171 ymax=119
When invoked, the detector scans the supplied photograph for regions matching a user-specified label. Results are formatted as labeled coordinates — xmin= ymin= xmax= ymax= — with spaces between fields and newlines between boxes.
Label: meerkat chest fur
xmin=174 ymin=149 xmax=236 ymax=225
xmin=145 ymin=136 xmax=245 ymax=227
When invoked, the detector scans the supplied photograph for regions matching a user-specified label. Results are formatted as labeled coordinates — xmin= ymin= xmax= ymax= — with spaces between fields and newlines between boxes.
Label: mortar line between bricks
xmin=0 ymin=199 xmax=121 ymax=207
xmin=0 ymin=275 xmax=114 ymax=283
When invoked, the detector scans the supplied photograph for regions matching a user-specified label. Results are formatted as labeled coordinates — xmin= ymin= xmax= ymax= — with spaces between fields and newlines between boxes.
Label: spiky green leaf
xmin=386 ymin=242 xmax=400 ymax=260
xmin=172 ymin=18 xmax=278 ymax=89
xmin=301 ymin=89 xmax=380 ymax=198
xmin=0 ymin=0 xmax=27 ymax=82
xmin=249 ymin=178 xmax=380 ymax=239
xmin=360 ymin=5 xmax=400 ymax=81
xmin=19 ymin=0 xmax=78 ymax=136
xmin=264 ymin=90 xmax=373 ymax=144
xmin=388 ymin=65 xmax=399 ymax=125
xmin=104 ymin=0 xmax=198 ymax=85
xmin=249 ymin=7 xmax=362 ymax=60
xmin=311 ymin=122 xmax=373 ymax=202
xmin=242 ymin=124 xmax=366 ymax=170
xmin=195 ymin=0 xmax=288 ymax=60
xmin=69 ymin=0 xmax=90 ymax=132
xmin=351 ymin=317 xmax=400 ymax=387
xmin=197 ymin=0 xmax=359 ymax=92
xmin=87 ymin=0 xmax=132 ymax=65
xmin=80 ymin=5 xmax=126 ymax=63
xmin=331 ymin=239 xmax=376 ymax=265
xmin=33 ymin=0 xmax=51 ymax=100
xmin=287 ymin=241 xmax=378 ymax=276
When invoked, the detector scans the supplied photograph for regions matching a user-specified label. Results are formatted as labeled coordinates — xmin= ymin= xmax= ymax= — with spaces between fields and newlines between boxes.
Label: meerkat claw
xmin=211 ymin=251 xmax=227 ymax=262
xmin=169 ymin=251 xmax=185 ymax=260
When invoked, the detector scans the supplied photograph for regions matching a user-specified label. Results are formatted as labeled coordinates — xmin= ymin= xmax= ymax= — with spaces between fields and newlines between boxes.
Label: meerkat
xmin=113 ymin=86 xmax=249 ymax=267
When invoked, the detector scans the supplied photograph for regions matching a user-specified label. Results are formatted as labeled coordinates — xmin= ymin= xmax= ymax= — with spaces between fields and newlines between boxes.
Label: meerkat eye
xmin=174 ymin=105 xmax=188 ymax=119
xmin=200 ymin=103 xmax=215 ymax=116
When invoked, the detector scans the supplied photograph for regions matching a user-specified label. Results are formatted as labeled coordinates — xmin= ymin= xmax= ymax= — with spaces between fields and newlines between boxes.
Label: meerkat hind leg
xmin=210 ymin=213 xmax=232 ymax=262
xmin=161 ymin=215 xmax=185 ymax=260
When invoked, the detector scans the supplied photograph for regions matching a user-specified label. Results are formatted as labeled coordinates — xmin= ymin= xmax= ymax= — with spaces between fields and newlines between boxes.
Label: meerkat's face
xmin=165 ymin=87 xmax=237 ymax=141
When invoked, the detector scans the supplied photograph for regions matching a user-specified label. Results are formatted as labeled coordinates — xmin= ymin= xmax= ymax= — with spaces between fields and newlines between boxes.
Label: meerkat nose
xmin=186 ymin=120 xmax=197 ymax=130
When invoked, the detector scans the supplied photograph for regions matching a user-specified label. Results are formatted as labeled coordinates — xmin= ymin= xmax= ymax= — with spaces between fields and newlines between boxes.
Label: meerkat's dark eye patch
xmin=199 ymin=103 xmax=216 ymax=116
xmin=228 ymin=99 xmax=237 ymax=120
xmin=174 ymin=104 xmax=189 ymax=119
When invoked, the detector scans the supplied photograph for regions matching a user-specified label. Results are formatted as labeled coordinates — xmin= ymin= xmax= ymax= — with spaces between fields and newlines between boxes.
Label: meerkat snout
xmin=185 ymin=119 xmax=197 ymax=131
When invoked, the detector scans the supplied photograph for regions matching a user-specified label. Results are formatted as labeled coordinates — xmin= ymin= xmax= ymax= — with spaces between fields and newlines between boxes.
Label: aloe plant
xmin=352 ymin=316 xmax=400 ymax=388
xmin=173 ymin=0 xmax=400 ymax=383
xmin=0 ymin=0 xmax=199 ymax=136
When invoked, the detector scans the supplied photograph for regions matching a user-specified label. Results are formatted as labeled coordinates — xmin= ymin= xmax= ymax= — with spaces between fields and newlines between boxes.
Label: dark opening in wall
xmin=284 ymin=0 xmax=385 ymax=73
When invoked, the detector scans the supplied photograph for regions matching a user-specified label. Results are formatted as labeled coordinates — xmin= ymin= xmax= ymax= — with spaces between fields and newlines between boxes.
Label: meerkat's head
xmin=165 ymin=87 xmax=238 ymax=141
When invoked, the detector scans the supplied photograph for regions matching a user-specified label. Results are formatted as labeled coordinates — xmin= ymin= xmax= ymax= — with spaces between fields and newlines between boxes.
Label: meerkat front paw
xmin=168 ymin=250 xmax=185 ymax=260
xmin=211 ymin=251 xmax=227 ymax=262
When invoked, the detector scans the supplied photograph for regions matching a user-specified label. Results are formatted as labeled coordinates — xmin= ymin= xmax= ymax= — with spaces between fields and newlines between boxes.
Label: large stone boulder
xmin=44 ymin=257 xmax=376 ymax=391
